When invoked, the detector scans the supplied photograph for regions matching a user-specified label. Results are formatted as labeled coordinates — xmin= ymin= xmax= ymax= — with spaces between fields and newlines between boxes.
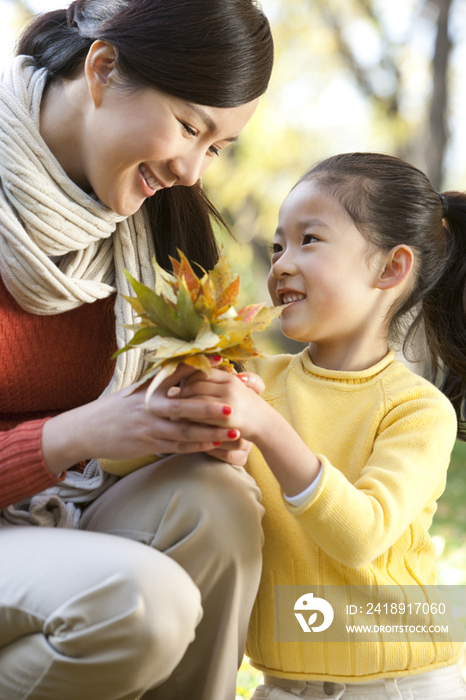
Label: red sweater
xmin=0 ymin=274 xmax=117 ymax=509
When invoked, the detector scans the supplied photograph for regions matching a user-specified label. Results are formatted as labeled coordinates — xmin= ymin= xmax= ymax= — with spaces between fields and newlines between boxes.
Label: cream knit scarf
xmin=0 ymin=56 xmax=156 ymax=528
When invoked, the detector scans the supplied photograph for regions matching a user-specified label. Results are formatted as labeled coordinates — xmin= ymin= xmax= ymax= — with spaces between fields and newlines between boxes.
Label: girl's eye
xmin=302 ymin=234 xmax=318 ymax=245
xmin=270 ymin=242 xmax=283 ymax=255
xmin=208 ymin=145 xmax=220 ymax=157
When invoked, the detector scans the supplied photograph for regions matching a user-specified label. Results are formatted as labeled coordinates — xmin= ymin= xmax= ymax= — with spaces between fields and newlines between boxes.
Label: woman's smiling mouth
xmin=139 ymin=164 xmax=166 ymax=195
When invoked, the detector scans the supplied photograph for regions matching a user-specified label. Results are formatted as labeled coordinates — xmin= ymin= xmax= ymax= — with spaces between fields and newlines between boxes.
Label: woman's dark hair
xmin=17 ymin=0 xmax=274 ymax=269
xmin=300 ymin=152 xmax=466 ymax=439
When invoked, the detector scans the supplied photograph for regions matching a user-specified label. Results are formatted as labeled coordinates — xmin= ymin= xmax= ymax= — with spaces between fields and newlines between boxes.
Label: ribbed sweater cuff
xmin=0 ymin=418 xmax=65 ymax=509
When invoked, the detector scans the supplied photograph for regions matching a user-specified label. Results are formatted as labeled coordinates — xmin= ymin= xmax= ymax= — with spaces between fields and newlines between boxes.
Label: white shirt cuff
xmin=283 ymin=463 xmax=323 ymax=507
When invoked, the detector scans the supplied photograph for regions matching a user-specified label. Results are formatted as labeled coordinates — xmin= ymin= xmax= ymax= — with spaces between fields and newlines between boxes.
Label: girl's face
xmin=267 ymin=180 xmax=387 ymax=353
xmin=81 ymin=84 xmax=258 ymax=216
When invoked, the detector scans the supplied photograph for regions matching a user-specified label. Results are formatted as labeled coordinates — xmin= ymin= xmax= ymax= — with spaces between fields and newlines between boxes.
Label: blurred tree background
xmin=1 ymin=0 xmax=465 ymax=691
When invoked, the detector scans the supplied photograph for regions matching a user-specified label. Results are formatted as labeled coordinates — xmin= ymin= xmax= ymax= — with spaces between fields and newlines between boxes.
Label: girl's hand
xmin=41 ymin=362 xmax=242 ymax=475
xmin=177 ymin=367 xmax=322 ymax=497
xmin=166 ymin=370 xmax=261 ymax=465
xmin=176 ymin=368 xmax=268 ymax=442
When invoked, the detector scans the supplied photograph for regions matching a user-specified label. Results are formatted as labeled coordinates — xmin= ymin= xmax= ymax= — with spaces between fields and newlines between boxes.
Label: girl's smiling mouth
xmin=278 ymin=289 xmax=306 ymax=305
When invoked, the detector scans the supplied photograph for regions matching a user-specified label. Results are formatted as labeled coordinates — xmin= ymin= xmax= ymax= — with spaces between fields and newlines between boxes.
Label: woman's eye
xmin=181 ymin=122 xmax=219 ymax=156
xmin=181 ymin=122 xmax=197 ymax=137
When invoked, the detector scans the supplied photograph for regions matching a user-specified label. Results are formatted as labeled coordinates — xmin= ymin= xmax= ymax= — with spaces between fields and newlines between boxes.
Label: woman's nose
xmin=169 ymin=148 xmax=207 ymax=187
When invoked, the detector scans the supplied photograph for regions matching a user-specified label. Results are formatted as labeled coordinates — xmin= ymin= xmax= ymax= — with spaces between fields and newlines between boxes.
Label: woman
xmin=0 ymin=1 xmax=273 ymax=698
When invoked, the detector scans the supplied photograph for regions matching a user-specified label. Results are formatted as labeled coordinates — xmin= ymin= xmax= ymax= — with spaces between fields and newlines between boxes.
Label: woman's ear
xmin=376 ymin=245 xmax=414 ymax=290
xmin=84 ymin=41 xmax=118 ymax=107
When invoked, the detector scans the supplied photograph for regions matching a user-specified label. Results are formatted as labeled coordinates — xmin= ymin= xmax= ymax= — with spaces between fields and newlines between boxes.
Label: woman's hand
xmin=41 ymin=363 xmax=243 ymax=475
xmin=204 ymin=436 xmax=254 ymax=466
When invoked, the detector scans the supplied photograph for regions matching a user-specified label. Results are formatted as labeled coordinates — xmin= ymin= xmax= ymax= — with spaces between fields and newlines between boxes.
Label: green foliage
xmin=236 ymin=658 xmax=262 ymax=699
xmin=431 ymin=440 xmax=466 ymax=584
xmin=434 ymin=440 xmax=466 ymax=539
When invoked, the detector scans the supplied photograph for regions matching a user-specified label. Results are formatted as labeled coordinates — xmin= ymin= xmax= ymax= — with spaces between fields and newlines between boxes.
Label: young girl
xmin=179 ymin=152 xmax=466 ymax=699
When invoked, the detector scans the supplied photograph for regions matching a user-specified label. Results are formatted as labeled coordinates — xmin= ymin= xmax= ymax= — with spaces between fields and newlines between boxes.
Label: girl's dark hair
xmin=300 ymin=152 xmax=466 ymax=439
xmin=17 ymin=0 xmax=274 ymax=269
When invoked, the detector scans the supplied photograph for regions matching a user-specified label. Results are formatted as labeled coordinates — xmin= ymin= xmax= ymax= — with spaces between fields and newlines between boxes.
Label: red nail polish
xmin=213 ymin=441 xmax=222 ymax=447
xmin=228 ymin=430 xmax=238 ymax=439
xmin=222 ymin=405 xmax=232 ymax=415
xmin=237 ymin=374 xmax=248 ymax=383
xmin=213 ymin=355 xmax=222 ymax=362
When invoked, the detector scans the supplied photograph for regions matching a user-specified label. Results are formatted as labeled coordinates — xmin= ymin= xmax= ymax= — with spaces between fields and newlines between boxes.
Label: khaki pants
xmin=0 ymin=454 xmax=265 ymax=700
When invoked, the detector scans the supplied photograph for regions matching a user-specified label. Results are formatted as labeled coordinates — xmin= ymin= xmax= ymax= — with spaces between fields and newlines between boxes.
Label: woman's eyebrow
xmin=185 ymin=103 xmax=239 ymax=143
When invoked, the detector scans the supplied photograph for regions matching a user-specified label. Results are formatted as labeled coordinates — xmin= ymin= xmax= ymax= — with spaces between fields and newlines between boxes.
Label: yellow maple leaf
xmin=117 ymin=248 xmax=282 ymax=404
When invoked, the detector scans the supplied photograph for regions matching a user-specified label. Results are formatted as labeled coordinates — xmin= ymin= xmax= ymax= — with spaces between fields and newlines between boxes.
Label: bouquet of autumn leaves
xmin=116 ymin=250 xmax=282 ymax=405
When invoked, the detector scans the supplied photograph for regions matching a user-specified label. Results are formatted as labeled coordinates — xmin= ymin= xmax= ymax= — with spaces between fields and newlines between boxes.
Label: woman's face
xmin=81 ymin=80 xmax=258 ymax=216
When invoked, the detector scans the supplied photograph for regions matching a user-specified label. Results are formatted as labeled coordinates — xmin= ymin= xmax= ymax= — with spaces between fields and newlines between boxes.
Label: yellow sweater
xmin=245 ymin=349 xmax=462 ymax=682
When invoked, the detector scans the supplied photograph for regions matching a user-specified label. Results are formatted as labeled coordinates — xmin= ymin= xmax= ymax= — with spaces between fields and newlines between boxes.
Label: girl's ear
xmin=85 ymin=41 xmax=118 ymax=108
xmin=376 ymin=245 xmax=414 ymax=290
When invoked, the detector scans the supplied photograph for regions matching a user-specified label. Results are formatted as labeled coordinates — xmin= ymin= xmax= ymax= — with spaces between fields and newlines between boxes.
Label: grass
xmin=431 ymin=440 xmax=466 ymax=584
xmin=236 ymin=658 xmax=262 ymax=699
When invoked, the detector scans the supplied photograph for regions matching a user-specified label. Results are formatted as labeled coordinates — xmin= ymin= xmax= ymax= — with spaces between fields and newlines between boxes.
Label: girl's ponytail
xmin=423 ymin=192 xmax=466 ymax=438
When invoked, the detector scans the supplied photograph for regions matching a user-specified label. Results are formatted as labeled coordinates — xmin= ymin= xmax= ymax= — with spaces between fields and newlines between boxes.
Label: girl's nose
xmin=271 ymin=249 xmax=296 ymax=278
